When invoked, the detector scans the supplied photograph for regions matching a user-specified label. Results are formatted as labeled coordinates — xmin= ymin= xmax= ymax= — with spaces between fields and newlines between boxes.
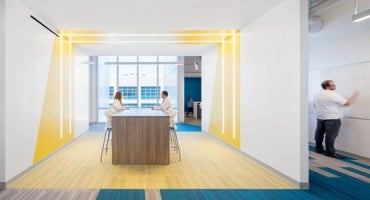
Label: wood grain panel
xmin=112 ymin=116 xmax=169 ymax=165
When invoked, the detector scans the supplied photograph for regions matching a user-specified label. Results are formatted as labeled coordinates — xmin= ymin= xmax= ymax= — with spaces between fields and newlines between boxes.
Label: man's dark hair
xmin=162 ymin=91 xmax=168 ymax=97
xmin=321 ymin=80 xmax=333 ymax=89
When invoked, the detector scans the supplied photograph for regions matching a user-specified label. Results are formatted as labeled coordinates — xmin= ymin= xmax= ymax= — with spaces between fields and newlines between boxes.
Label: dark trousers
xmin=315 ymin=119 xmax=341 ymax=155
xmin=186 ymin=107 xmax=193 ymax=116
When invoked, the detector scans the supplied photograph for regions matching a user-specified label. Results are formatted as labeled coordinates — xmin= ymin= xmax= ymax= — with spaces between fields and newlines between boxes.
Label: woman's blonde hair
xmin=114 ymin=91 xmax=122 ymax=104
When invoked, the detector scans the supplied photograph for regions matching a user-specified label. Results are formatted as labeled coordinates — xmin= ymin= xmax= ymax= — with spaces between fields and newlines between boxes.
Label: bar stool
xmin=100 ymin=118 xmax=112 ymax=162
xmin=169 ymin=110 xmax=181 ymax=161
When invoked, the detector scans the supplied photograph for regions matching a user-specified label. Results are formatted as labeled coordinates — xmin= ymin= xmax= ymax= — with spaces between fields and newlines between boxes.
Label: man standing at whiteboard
xmin=314 ymin=80 xmax=360 ymax=159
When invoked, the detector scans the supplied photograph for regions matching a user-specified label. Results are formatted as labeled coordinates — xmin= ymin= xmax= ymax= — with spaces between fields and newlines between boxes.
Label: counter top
xmin=112 ymin=108 xmax=169 ymax=117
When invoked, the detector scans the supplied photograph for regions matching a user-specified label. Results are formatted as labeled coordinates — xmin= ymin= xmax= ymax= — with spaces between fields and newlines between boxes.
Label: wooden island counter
xmin=112 ymin=108 xmax=170 ymax=165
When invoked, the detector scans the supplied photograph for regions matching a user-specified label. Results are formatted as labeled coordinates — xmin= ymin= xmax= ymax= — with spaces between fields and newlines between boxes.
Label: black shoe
xmin=315 ymin=148 xmax=325 ymax=154
xmin=325 ymin=153 xmax=345 ymax=159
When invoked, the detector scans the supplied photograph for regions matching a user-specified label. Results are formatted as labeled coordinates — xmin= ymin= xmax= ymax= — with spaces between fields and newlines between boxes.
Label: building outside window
xmin=96 ymin=56 xmax=180 ymax=122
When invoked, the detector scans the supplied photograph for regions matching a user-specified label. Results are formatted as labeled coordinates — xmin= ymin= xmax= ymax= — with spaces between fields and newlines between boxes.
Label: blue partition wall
xmin=184 ymin=78 xmax=201 ymax=110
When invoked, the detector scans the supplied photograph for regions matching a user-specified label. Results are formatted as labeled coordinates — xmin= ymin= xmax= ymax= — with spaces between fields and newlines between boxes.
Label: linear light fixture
xmin=353 ymin=8 xmax=370 ymax=22
xmin=62 ymin=33 xmax=233 ymax=37
xmin=60 ymin=34 xmax=63 ymax=139
xmin=71 ymin=40 xmax=223 ymax=44
xmin=232 ymin=31 xmax=236 ymax=139
xmin=353 ymin=0 xmax=370 ymax=22
xmin=30 ymin=15 xmax=59 ymax=37
xmin=222 ymin=37 xmax=225 ymax=135
xmin=69 ymin=40 xmax=72 ymax=135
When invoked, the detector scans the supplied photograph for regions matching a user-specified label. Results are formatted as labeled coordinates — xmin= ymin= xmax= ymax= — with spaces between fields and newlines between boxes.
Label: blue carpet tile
xmin=96 ymin=189 xmax=145 ymax=200
xmin=159 ymin=148 xmax=370 ymax=200
xmin=160 ymin=167 xmax=370 ymax=200
xmin=343 ymin=166 xmax=370 ymax=178
xmin=309 ymin=167 xmax=370 ymax=199
xmin=176 ymin=123 xmax=201 ymax=132
xmin=309 ymin=145 xmax=370 ymax=170
xmin=160 ymin=189 xmax=318 ymax=200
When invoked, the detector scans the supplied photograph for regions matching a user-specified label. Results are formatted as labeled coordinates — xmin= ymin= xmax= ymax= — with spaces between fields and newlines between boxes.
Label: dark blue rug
xmin=176 ymin=123 xmax=201 ymax=132
xmin=96 ymin=189 xmax=145 ymax=200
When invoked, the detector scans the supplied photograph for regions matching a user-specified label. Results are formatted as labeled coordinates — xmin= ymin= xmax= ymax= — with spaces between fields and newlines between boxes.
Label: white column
xmin=177 ymin=57 xmax=185 ymax=122
xmin=0 ymin=0 xmax=5 ymax=188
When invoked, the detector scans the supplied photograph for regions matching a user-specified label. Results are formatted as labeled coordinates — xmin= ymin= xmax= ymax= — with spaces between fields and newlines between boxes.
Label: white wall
xmin=309 ymin=0 xmax=370 ymax=158
xmin=201 ymin=45 xmax=218 ymax=132
xmin=178 ymin=63 xmax=185 ymax=122
xmin=0 ymin=0 xmax=5 ymax=187
xmin=4 ymin=0 xmax=55 ymax=181
xmin=74 ymin=46 xmax=89 ymax=137
xmin=3 ymin=0 xmax=91 ymax=183
xmin=309 ymin=1 xmax=370 ymax=70
xmin=240 ymin=0 xmax=308 ymax=185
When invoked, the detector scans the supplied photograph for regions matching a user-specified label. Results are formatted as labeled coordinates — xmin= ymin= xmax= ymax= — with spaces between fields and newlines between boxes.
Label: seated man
xmin=152 ymin=90 xmax=172 ymax=113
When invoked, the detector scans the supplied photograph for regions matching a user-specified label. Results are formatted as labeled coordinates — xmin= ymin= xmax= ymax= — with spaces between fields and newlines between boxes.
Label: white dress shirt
xmin=314 ymin=90 xmax=347 ymax=119
xmin=112 ymin=99 xmax=124 ymax=112
xmin=154 ymin=97 xmax=173 ymax=113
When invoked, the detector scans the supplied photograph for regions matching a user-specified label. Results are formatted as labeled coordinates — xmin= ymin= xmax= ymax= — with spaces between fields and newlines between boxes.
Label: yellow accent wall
xmin=33 ymin=37 xmax=75 ymax=163
xmin=208 ymin=32 xmax=240 ymax=148
xmin=176 ymin=30 xmax=241 ymax=148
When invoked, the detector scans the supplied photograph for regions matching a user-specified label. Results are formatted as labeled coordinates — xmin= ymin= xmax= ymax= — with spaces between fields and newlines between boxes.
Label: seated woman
xmin=105 ymin=91 xmax=129 ymax=120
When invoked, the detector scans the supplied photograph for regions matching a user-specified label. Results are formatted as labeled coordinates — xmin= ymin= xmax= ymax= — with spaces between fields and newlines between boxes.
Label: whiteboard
xmin=320 ymin=61 xmax=370 ymax=119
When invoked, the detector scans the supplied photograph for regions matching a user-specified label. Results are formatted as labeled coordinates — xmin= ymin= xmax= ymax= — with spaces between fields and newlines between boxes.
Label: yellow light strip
xmin=60 ymin=34 xmax=63 ymax=139
xmin=63 ymin=33 xmax=233 ymax=37
xmin=69 ymin=40 xmax=72 ymax=135
xmin=222 ymin=36 xmax=225 ymax=135
xmin=71 ymin=40 xmax=223 ymax=44
xmin=232 ymin=31 xmax=236 ymax=139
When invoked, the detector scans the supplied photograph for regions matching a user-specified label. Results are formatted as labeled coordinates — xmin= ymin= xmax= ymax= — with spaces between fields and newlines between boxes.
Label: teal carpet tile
xmin=176 ymin=123 xmax=201 ymax=132
xmin=96 ymin=189 xmax=145 ymax=200
xmin=160 ymin=189 xmax=318 ymax=200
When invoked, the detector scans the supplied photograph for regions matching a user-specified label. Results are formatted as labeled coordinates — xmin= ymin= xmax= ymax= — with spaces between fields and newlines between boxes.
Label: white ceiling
xmin=20 ymin=0 xmax=283 ymax=55
xmin=77 ymin=43 xmax=217 ymax=56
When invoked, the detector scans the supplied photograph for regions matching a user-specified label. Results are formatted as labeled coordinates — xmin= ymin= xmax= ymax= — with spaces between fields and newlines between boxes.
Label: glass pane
xmin=138 ymin=56 xmax=157 ymax=63
xmin=158 ymin=56 xmax=178 ymax=62
xmin=119 ymin=56 xmax=137 ymax=62
xmin=159 ymin=64 xmax=178 ymax=110
xmin=98 ymin=56 xmax=117 ymax=122
xmin=118 ymin=65 xmax=138 ymax=108
xmin=96 ymin=56 xmax=179 ymax=122
xmin=139 ymin=65 xmax=160 ymax=107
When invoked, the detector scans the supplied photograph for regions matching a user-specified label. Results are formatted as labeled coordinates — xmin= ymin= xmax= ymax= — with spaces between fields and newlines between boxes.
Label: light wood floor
xmin=183 ymin=115 xmax=201 ymax=126
xmin=0 ymin=189 xmax=98 ymax=200
xmin=9 ymin=132 xmax=295 ymax=189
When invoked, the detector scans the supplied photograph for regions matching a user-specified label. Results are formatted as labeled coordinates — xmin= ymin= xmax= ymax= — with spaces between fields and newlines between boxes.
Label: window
xmin=109 ymin=86 xmax=114 ymax=99
xmin=119 ymin=86 xmax=138 ymax=100
xmin=96 ymin=56 xmax=181 ymax=122
xmin=123 ymin=103 xmax=138 ymax=108
xmin=138 ymin=56 xmax=157 ymax=63
xmin=141 ymin=86 xmax=160 ymax=99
